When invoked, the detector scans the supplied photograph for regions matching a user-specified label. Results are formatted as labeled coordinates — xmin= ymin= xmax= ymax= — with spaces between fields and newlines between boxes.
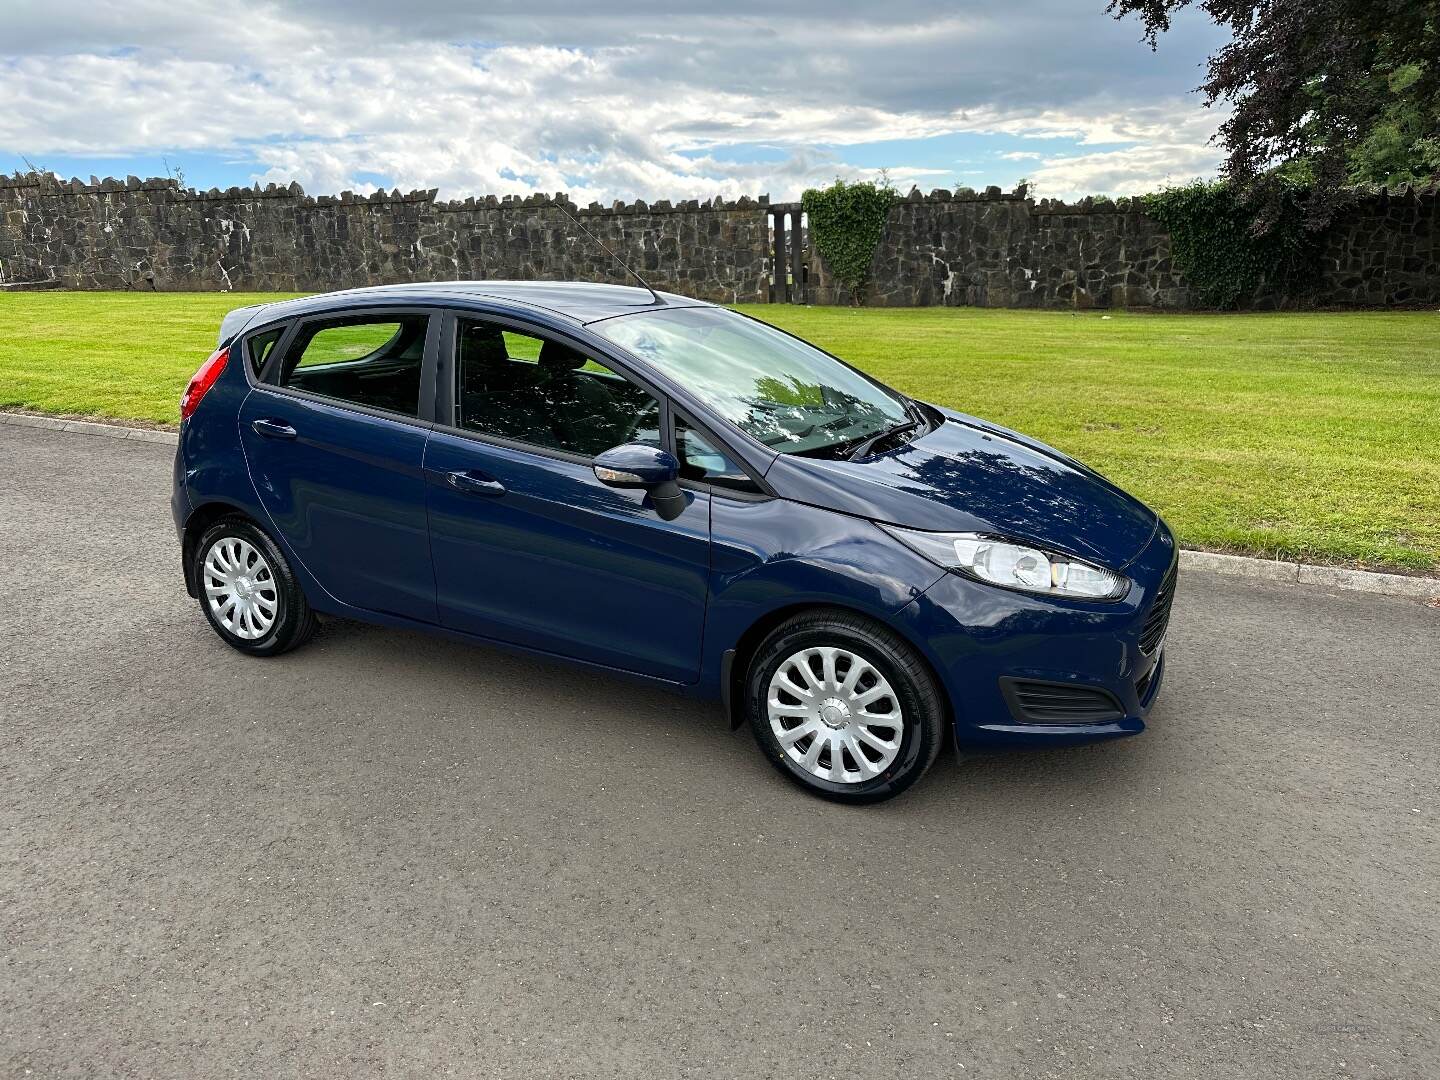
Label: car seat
xmin=459 ymin=325 xmax=549 ymax=440
xmin=536 ymin=340 xmax=630 ymax=454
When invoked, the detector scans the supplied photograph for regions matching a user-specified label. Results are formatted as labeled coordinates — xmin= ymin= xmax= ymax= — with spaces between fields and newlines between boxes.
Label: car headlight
xmin=879 ymin=526 xmax=1130 ymax=601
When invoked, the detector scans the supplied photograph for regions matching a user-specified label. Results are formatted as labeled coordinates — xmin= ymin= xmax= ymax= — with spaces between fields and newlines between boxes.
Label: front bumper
xmin=895 ymin=522 xmax=1176 ymax=751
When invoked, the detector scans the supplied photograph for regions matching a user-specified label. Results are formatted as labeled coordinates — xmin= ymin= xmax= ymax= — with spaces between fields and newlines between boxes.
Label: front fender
xmin=699 ymin=496 xmax=945 ymax=705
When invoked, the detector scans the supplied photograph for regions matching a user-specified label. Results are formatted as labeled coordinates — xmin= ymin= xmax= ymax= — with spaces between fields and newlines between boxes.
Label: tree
xmin=1109 ymin=0 xmax=1440 ymax=226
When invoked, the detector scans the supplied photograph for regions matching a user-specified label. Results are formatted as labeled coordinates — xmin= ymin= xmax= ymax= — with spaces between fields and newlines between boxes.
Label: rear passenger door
xmin=239 ymin=308 xmax=439 ymax=623
xmin=423 ymin=312 xmax=711 ymax=683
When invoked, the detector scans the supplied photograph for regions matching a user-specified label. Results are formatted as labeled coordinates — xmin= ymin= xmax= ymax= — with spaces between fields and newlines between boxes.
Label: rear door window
xmin=276 ymin=313 xmax=429 ymax=418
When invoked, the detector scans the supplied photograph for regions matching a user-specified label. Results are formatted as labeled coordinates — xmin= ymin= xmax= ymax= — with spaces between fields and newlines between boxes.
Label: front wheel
xmin=193 ymin=515 xmax=317 ymax=657
xmin=745 ymin=610 xmax=946 ymax=804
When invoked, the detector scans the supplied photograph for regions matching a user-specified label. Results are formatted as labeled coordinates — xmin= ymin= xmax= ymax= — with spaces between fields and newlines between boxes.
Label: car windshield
xmin=592 ymin=306 xmax=912 ymax=456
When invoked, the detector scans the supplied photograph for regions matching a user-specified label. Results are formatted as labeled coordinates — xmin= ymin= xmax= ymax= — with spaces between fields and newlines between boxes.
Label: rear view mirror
xmin=593 ymin=444 xmax=680 ymax=488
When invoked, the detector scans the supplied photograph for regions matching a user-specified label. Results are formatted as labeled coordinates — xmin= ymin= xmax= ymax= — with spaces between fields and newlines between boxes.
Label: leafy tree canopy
xmin=1109 ymin=0 xmax=1440 ymax=225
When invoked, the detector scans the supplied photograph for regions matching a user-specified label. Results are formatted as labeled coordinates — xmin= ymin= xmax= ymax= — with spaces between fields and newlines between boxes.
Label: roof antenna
xmin=550 ymin=196 xmax=664 ymax=306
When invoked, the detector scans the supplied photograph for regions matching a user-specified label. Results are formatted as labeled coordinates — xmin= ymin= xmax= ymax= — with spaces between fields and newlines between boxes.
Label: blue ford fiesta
xmin=174 ymin=281 xmax=1175 ymax=803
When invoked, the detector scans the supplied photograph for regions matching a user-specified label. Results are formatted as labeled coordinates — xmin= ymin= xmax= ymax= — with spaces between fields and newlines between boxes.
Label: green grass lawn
xmin=3 ymin=291 xmax=1437 ymax=572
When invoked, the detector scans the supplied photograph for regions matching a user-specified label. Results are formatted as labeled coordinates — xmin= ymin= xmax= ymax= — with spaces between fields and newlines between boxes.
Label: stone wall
xmin=0 ymin=173 xmax=772 ymax=302
xmin=1315 ymin=188 xmax=1439 ymax=306
xmin=805 ymin=183 xmax=1440 ymax=309
xmin=2 ymin=171 xmax=1435 ymax=308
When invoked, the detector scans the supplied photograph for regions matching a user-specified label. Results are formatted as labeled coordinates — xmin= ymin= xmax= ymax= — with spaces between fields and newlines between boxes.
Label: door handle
xmin=251 ymin=418 xmax=298 ymax=440
xmin=446 ymin=470 xmax=506 ymax=497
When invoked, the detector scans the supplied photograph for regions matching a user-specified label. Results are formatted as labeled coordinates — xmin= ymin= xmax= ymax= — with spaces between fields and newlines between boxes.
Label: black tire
xmin=193 ymin=514 xmax=317 ymax=657
xmin=745 ymin=609 xmax=945 ymax=804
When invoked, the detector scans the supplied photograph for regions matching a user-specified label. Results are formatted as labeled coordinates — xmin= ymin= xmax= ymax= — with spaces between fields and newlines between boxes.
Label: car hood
xmin=764 ymin=406 xmax=1157 ymax=569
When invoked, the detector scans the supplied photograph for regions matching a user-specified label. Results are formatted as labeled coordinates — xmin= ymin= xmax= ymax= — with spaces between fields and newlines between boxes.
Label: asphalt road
xmin=2 ymin=421 xmax=1437 ymax=1080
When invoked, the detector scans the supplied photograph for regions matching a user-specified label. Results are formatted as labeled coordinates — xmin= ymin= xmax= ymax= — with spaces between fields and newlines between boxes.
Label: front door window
xmin=455 ymin=319 xmax=660 ymax=455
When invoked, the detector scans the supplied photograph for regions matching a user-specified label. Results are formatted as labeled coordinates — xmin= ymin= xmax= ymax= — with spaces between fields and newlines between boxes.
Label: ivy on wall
xmin=800 ymin=179 xmax=897 ymax=302
xmin=1142 ymin=179 xmax=1327 ymax=309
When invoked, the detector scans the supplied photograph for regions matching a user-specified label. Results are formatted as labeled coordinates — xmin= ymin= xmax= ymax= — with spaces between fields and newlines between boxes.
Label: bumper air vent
xmin=1139 ymin=558 xmax=1178 ymax=655
xmin=1000 ymin=678 xmax=1126 ymax=726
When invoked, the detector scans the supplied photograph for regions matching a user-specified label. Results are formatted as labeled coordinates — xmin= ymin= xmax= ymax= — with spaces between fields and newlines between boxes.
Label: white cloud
xmin=0 ymin=1 xmax=1227 ymax=201
xmin=1020 ymin=108 xmax=1225 ymax=198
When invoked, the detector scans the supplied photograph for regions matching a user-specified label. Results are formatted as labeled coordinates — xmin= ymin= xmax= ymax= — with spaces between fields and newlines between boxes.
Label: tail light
xmin=180 ymin=346 xmax=230 ymax=420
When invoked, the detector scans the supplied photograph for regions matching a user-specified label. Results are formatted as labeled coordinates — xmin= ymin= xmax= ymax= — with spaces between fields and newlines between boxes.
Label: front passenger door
xmin=424 ymin=315 xmax=711 ymax=683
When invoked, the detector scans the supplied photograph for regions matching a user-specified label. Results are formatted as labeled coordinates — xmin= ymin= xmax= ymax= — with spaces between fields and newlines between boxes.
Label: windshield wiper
xmin=846 ymin=418 xmax=922 ymax=461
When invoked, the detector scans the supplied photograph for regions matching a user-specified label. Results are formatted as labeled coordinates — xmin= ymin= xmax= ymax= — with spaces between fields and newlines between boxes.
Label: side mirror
xmin=592 ymin=443 xmax=680 ymax=488
xmin=593 ymin=443 xmax=687 ymax=521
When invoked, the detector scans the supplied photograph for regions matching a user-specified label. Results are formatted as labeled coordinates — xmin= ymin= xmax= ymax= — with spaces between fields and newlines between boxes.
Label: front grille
xmin=1138 ymin=558 xmax=1178 ymax=654
xmin=1000 ymin=678 xmax=1125 ymax=725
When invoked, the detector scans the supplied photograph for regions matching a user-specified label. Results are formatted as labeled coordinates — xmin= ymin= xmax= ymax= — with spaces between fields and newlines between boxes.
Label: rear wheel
xmin=193 ymin=515 xmax=316 ymax=656
xmin=745 ymin=610 xmax=945 ymax=804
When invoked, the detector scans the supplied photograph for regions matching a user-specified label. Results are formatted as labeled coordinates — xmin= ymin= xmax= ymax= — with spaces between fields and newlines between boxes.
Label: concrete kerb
xmin=2 ymin=410 xmax=179 ymax=446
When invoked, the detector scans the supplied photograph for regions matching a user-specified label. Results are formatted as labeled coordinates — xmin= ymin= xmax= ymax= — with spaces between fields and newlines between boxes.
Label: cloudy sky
xmin=2 ymin=1 xmax=1227 ymax=203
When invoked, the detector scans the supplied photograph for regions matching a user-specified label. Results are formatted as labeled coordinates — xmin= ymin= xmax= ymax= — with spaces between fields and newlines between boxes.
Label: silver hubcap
xmin=203 ymin=537 xmax=278 ymax=640
xmin=767 ymin=646 xmax=904 ymax=784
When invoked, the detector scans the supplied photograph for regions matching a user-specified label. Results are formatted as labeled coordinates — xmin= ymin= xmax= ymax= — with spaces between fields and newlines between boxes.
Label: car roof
xmin=220 ymin=280 xmax=716 ymax=343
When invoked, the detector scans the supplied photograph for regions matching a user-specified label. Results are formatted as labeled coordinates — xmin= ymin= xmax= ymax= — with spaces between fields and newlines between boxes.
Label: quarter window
xmin=246 ymin=326 xmax=285 ymax=377
xmin=675 ymin=415 xmax=759 ymax=493
xmin=455 ymin=318 xmax=661 ymax=458
xmin=276 ymin=314 xmax=428 ymax=418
